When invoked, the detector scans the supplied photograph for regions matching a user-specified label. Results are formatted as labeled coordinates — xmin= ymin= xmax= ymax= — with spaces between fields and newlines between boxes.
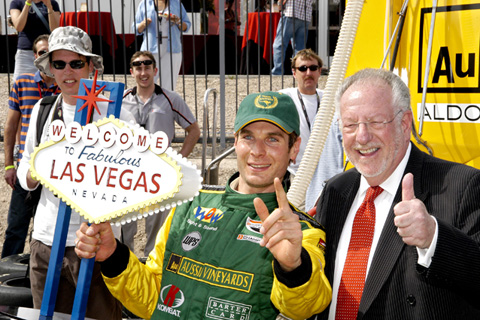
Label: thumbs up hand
xmin=394 ymin=173 xmax=436 ymax=249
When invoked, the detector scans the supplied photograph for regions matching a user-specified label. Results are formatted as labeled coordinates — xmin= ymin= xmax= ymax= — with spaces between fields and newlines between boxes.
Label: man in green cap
xmin=74 ymin=91 xmax=332 ymax=320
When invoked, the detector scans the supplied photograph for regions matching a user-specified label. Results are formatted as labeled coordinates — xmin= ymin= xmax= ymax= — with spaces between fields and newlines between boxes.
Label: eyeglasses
xmin=37 ymin=50 xmax=48 ymax=56
xmin=131 ymin=60 xmax=154 ymax=67
xmin=51 ymin=60 xmax=87 ymax=70
xmin=295 ymin=65 xmax=319 ymax=72
xmin=342 ymin=110 xmax=403 ymax=133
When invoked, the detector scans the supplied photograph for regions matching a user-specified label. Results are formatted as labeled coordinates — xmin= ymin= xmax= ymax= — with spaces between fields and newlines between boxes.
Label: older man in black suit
xmin=315 ymin=68 xmax=480 ymax=319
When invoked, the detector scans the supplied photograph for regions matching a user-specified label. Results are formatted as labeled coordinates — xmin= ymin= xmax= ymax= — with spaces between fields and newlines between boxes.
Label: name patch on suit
xmin=166 ymin=254 xmax=254 ymax=293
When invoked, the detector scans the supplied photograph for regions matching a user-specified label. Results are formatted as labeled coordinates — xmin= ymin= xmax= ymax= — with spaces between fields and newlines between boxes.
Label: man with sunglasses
xmin=279 ymin=49 xmax=343 ymax=211
xmin=121 ymin=50 xmax=200 ymax=257
xmin=2 ymin=34 xmax=58 ymax=258
xmin=17 ymin=26 xmax=135 ymax=319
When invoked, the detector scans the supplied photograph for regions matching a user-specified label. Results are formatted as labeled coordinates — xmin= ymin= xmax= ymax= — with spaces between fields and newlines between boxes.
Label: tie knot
xmin=365 ymin=186 xmax=383 ymax=203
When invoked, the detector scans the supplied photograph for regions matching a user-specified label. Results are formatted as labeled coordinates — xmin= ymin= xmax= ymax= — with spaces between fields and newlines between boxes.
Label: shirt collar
xmin=34 ymin=70 xmax=43 ymax=83
xmin=129 ymin=84 xmax=164 ymax=97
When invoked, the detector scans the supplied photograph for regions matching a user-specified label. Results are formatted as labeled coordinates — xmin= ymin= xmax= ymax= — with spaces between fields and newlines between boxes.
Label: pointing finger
xmin=274 ymin=177 xmax=289 ymax=210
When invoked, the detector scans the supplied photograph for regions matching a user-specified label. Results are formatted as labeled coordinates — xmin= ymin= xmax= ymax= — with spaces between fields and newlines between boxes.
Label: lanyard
xmin=52 ymin=96 xmax=63 ymax=122
xmin=37 ymin=83 xmax=43 ymax=98
xmin=30 ymin=2 xmax=50 ymax=31
xmin=51 ymin=95 xmax=92 ymax=124
xmin=37 ymin=82 xmax=60 ymax=98
xmin=135 ymin=94 xmax=149 ymax=127
xmin=296 ymin=89 xmax=320 ymax=131
xmin=154 ymin=1 xmax=164 ymax=43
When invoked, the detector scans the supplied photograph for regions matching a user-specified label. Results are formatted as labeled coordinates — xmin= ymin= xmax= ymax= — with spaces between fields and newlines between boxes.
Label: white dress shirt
xmin=328 ymin=144 xmax=439 ymax=319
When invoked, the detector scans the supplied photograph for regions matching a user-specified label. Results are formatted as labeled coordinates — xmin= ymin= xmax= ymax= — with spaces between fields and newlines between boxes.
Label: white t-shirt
xmin=279 ymin=87 xmax=322 ymax=174
xmin=279 ymin=87 xmax=344 ymax=211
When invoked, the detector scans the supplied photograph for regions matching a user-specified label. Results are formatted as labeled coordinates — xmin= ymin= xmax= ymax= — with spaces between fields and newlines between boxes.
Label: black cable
xmin=0 ymin=310 xmax=26 ymax=320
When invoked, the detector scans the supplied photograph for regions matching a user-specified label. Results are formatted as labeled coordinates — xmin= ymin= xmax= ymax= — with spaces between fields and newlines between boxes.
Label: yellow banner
xmin=346 ymin=0 xmax=480 ymax=168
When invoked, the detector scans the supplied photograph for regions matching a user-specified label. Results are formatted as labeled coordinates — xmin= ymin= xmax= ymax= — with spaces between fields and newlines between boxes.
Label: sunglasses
xmin=37 ymin=50 xmax=48 ymax=56
xmin=131 ymin=60 xmax=154 ymax=67
xmin=295 ymin=65 xmax=319 ymax=72
xmin=52 ymin=60 xmax=87 ymax=70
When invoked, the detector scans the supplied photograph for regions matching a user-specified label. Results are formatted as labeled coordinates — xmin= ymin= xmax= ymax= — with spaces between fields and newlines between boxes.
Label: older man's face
xmin=340 ymin=81 xmax=412 ymax=186
xmin=234 ymin=121 xmax=300 ymax=194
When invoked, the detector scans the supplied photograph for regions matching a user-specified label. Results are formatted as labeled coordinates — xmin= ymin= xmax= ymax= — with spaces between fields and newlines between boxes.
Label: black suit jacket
xmin=315 ymin=144 xmax=480 ymax=319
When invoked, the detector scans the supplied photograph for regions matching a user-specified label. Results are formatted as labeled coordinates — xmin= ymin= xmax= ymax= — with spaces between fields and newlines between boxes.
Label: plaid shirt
xmin=283 ymin=0 xmax=313 ymax=22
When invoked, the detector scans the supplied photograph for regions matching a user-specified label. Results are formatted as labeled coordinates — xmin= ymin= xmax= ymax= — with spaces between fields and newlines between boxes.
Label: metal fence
xmin=2 ymin=0 xmax=343 ymax=147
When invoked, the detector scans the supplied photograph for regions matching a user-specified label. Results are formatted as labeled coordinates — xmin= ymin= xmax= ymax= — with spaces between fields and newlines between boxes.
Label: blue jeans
xmin=1 ymin=178 xmax=40 ymax=258
xmin=271 ymin=16 xmax=310 ymax=75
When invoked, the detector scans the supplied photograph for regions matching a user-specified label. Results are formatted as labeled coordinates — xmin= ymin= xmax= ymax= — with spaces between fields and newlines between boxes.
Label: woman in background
xmin=134 ymin=0 xmax=191 ymax=91
xmin=9 ymin=0 xmax=60 ymax=81
xmin=225 ymin=0 xmax=241 ymax=35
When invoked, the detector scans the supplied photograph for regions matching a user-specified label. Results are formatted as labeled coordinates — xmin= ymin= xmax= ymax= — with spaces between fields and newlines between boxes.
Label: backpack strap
xmin=36 ymin=95 xmax=58 ymax=147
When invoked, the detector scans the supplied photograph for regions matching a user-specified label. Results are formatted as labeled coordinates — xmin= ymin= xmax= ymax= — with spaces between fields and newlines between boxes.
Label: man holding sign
xmin=314 ymin=69 xmax=480 ymax=319
xmin=18 ymin=26 xmax=134 ymax=319
xmin=75 ymin=91 xmax=332 ymax=319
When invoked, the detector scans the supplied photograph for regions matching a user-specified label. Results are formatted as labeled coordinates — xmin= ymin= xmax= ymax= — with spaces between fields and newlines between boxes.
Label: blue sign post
xmin=39 ymin=74 xmax=124 ymax=320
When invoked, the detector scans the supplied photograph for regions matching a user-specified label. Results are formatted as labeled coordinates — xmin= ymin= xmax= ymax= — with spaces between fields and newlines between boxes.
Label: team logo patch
xmin=317 ymin=238 xmax=326 ymax=254
xmin=182 ymin=231 xmax=202 ymax=251
xmin=245 ymin=217 xmax=262 ymax=234
xmin=166 ymin=253 xmax=183 ymax=273
xmin=157 ymin=284 xmax=185 ymax=317
xmin=237 ymin=234 xmax=261 ymax=244
xmin=236 ymin=217 xmax=263 ymax=244
xmin=205 ymin=297 xmax=252 ymax=320
xmin=254 ymin=94 xmax=278 ymax=109
xmin=193 ymin=206 xmax=224 ymax=224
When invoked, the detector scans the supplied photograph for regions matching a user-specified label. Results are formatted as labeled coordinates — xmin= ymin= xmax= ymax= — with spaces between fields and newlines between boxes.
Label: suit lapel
xmin=330 ymin=173 xmax=361 ymax=253
xmin=322 ymin=171 xmax=361 ymax=280
xmin=358 ymin=145 xmax=428 ymax=317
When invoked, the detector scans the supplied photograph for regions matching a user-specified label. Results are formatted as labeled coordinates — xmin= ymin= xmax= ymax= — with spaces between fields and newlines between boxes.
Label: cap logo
xmin=254 ymin=94 xmax=278 ymax=109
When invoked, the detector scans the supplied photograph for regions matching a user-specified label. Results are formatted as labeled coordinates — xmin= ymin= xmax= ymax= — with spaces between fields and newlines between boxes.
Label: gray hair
xmin=335 ymin=68 xmax=412 ymax=116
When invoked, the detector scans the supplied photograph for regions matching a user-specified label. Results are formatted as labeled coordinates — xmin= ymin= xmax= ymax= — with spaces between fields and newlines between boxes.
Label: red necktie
xmin=336 ymin=186 xmax=384 ymax=319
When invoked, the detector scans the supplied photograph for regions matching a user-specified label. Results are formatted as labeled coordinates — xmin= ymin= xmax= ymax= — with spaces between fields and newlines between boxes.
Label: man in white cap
xmin=18 ymin=26 xmax=135 ymax=319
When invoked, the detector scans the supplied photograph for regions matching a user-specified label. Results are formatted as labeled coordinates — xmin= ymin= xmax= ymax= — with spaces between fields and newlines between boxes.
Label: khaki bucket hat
xmin=35 ymin=26 xmax=104 ymax=77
